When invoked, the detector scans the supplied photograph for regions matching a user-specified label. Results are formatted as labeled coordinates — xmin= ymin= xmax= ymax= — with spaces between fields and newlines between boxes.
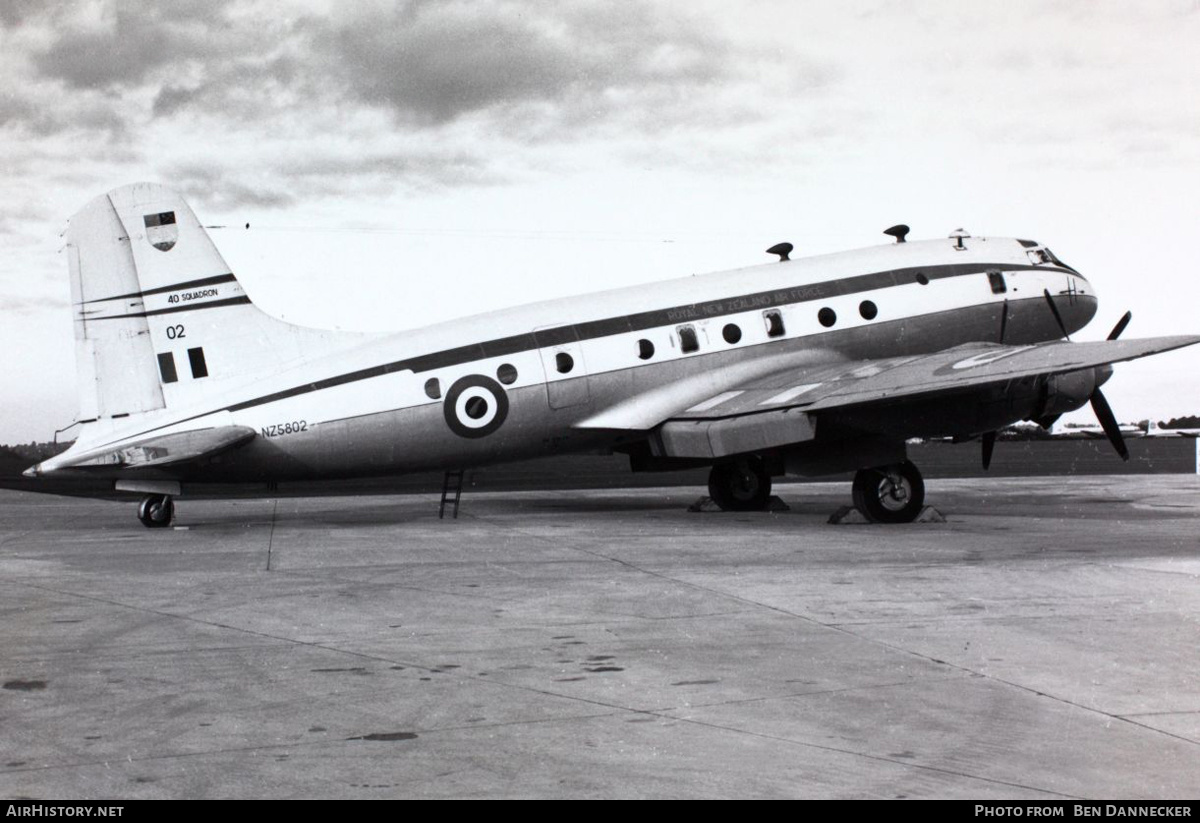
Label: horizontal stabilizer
xmin=25 ymin=426 xmax=255 ymax=475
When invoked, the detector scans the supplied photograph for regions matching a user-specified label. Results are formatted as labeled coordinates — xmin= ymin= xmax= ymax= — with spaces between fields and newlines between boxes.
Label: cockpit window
xmin=1044 ymin=248 xmax=1077 ymax=272
xmin=1027 ymin=247 xmax=1078 ymax=273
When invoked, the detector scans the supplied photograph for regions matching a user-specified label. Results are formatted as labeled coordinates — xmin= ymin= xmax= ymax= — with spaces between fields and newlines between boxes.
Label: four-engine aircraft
xmin=22 ymin=183 xmax=1200 ymax=526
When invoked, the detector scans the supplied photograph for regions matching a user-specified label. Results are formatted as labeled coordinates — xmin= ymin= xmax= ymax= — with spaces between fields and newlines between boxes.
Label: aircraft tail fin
xmin=66 ymin=183 xmax=371 ymax=434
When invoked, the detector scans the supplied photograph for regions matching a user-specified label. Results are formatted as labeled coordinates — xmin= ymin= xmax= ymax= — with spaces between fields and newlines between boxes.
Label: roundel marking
xmin=949 ymin=345 xmax=1035 ymax=371
xmin=444 ymin=375 xmax=509 ymax=438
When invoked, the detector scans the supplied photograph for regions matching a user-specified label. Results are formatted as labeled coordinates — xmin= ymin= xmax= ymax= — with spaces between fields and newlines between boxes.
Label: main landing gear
xmin=706 ymin=457 xmax=928 ymax=522
xmin=851 ymin=461 xmax=925 ymax=523
xmin=707 ymin=457 xmax=772 ymax=511
xmin=137 ymin=494 xmax=174 ymax=529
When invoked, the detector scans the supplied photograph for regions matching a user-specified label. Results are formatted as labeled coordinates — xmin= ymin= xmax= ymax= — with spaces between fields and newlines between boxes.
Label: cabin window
xmin=763 ymin=310 xmax=785 ymax=338
xmin=859 ymin=300 xmax=878 ymax=320
xmin=424 ymin=378 xmax=441 ymax=399
xmin=722 ymin=323 xmax=742 ymax=344
xmin=637 ymin=339 xmax=654 ymax=360
xmin=187 ymin=347 xmax=208 ymax=379
xmin=915 ymin=272 xmax=929 ymax=285
xmin=157 ymin=352 xmax=178 ymax=384
xmin=496 ymin=363 xmax=518 ymax=385
xmin=556 ymin=352 xmax=574 ymax=373
xmin=818 ymin=307 xmax=837 ymax=328
xmin=987 ymin=271 xmax=1008 ymax=294
xmin=677 ymin=325 xmax=699 ymax=353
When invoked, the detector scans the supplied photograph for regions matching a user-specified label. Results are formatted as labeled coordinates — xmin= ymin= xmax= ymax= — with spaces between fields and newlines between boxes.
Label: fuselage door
xmin=533 ymin=324 xmax=591 ymax=409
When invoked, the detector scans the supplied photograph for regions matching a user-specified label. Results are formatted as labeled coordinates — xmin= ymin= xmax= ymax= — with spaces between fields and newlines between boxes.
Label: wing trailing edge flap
xmin=652 ymin=335 xmax=1200 ymax=460
xmin=654 ymin=407 xmax=817 ymax=461
xmin=51 ymin=425 xmax=257 ymax=472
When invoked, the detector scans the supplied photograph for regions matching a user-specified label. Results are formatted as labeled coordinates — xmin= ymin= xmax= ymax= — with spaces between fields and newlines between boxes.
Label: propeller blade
xmin=1043 ymin=289 xmax=1070 ymax=340
xmin=1107 ymin=310 xmax=1132 ymax=341
xmin=1035 ymin=413 xmax=1061 ymax=431
xmin=1090 ymin=388 xmax=1130 ymax=461
xmin=981 ymin=431 xmax=996 ymax=470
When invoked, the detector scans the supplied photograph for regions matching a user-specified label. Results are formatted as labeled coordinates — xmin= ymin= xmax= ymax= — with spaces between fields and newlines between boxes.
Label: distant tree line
xmin=6 ymin=441 xmax=73 ymax=461
xmin=0 ymin=441 xmax=72 ymax=476
xmin=1159 ymin=416 xmax=1200 ymax=429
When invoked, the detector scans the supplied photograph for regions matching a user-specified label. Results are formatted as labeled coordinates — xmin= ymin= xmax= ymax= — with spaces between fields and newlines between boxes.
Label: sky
xmin=1 ymin=0 xmax=1199 ymax=443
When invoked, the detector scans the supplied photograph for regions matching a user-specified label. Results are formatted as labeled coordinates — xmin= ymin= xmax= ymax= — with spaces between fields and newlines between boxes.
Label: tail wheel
xmin=852 ymin=461 xmax=925 ymax=523
xmin=708 ymin=458 xmax=772 ymax=511
xmin=137 ymin=494 xmax=175 ymax=529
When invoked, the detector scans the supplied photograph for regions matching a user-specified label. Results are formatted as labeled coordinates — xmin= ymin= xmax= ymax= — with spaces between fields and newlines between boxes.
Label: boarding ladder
xmin=439 ymin=470 xmax=465 ymax=520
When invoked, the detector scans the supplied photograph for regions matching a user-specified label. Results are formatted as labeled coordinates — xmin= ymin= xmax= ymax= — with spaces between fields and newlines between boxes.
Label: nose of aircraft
xmin=1059 ymin=272 xmax=1098 ymax=336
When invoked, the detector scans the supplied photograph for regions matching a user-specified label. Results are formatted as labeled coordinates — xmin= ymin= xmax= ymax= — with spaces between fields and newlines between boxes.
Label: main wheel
xmin=708 ymin=458 xmax=772 ymax=511
xmin=852 ymin=461 xmax=925 ymax=523
xmin=137 ymin=494 xmax=175 ymax=529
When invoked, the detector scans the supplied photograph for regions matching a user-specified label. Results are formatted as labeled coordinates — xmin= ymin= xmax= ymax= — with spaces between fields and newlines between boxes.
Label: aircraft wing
xmin=27 ymin=425 xmax=256 ymax=474
xmin=650 ymin=336 xmax=1200 ymax=459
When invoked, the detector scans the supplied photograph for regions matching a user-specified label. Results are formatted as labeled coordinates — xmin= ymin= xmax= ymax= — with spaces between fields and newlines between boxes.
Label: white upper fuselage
xmin=39 ymin=232 xmax=1094 ymax=480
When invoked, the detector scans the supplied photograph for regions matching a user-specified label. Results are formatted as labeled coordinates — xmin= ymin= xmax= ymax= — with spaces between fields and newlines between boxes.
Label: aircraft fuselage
xmin=38 ymin=233 xmax=1093 ymax=485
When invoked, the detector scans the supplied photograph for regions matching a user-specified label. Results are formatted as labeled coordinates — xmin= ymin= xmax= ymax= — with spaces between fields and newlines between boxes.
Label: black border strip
xmin=82 ymin=273 xmax=238 ymax=304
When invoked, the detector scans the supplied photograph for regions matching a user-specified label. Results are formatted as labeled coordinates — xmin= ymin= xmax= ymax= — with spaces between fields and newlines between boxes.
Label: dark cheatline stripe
xmin=94 ymin=295 xmax=252 ymax=320
xmin=90 ymin=261 xmax=1081 ymax=446
xmin=221 ymin=262 xmax=1074 ymax=414
xmin=82 ymin=273 xmax=239 ymax=305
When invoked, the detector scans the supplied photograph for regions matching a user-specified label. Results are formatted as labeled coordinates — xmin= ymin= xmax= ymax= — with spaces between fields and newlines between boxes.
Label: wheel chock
xmin=828 ymin=506 xmax=870 ymax=524
xmin=688 ymin=495 xmax=790 ymax=513
xmin=829 ymin=505 xmax=946 ymax=524
xmin=914 ymin=506 xmax=947 ymax=523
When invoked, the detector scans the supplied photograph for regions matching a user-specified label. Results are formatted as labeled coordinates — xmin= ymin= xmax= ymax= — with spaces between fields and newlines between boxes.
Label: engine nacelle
xmin=1036 ymin=368 xmax=1099 ymax=420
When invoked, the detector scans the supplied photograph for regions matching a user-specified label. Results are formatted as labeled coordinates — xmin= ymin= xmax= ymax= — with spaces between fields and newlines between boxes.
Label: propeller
xmin=1043 ymin=289 xmax=1070 ymax=340
xmin=1088 ymin=310 xmax=1134 ymax=461
xmin=990 ymin=309 xmax=1135 ymax=467
xmin=1090 ymin=386 xmax=1130 ymax=461
xmin=1107 ymin=310 xmax=1132 ymax=341
xmin=981 ymin=430 xmax=996 ymax=471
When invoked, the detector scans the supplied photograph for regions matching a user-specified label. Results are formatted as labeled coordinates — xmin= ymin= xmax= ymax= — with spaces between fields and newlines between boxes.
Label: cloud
xmin=0 ymin=2 xmax=828 ymax=214
xmin=21 ymin=1 xmax=784 ymax=138
xmin=0 ymin=89 xmax=127 ymax=138
xmin=30 ymin=0 xmax=242 ymax=90
xmin=310 ymin=2 xmax=738 ymax=128
xmin=165 ymin=144 xmax=501 ymax=213
xmin=0 ymin=0 xmax=56 ymax=28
